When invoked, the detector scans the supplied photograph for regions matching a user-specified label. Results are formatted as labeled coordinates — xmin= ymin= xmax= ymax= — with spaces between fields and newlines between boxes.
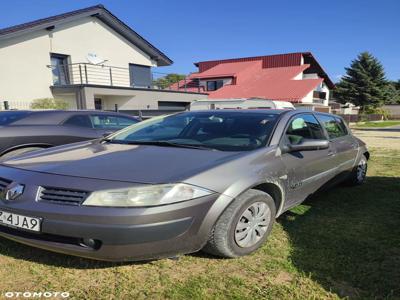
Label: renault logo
xmin=1 ymin=182 xmax=25 ymax=201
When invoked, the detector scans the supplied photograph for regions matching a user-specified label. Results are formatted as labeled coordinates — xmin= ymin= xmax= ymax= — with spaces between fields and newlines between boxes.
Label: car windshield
xmin=0 ymin=111 xmax=31 ymax=125
xmin=108 ymin=111 xmax=279 ymax=151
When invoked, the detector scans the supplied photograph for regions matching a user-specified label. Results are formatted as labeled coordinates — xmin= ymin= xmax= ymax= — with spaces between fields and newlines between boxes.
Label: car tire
xmin=203 ymin=189 xmax=276 ymax=258
xmin=346 ymin=154 xmax=368 ymax=185
xmin=1 ymin=147 xmax=45 ymax=159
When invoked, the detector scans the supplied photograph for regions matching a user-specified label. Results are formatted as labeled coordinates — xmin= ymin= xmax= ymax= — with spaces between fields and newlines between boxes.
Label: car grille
xmin=37 ymin=187 xmax=89 ymax=206
xmin=0 ymin=177 xmax=12 ymax=193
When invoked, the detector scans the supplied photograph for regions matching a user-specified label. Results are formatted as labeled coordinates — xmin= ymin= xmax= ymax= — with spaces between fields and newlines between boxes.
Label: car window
xmin=335 ymin=117 xmax=349 ymax=135
xmin=63 ymin=115 xmax=93 ymax=128
xmin=0 ymin=111 xmax=31 ymax=125
xmin=91 ymin=115 xmax=138 ymax=130
xmin=286 ymin=114 xmax=326 ymax=145
xmin=318 ymin=114 xmax=347 ymax=139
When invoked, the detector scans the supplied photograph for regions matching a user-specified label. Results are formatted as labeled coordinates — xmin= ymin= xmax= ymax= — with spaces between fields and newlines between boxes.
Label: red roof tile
xmin=170 ymin=53 xmax=331 ymax=102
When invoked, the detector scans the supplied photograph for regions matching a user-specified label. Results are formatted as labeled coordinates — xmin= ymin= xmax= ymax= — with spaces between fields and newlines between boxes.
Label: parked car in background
xmin=0 ymin=110 xmax=368 ymax=261
xmin=190 ymin=98 xmax=295 ymax=111
xmin=0 ymin=110 xmax=139 ymax=158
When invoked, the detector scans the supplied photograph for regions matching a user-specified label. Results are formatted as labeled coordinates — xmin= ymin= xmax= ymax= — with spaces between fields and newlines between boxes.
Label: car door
xmin=279 ymin=113 xmax=337 ymax=209
xmin=316 ymin=114 xmax=358 ymax=174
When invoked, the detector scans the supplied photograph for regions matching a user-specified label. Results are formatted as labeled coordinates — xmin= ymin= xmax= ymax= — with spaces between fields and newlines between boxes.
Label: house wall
xmin=79 ymin=87 xmax=207 ymax=110
xmin=0 ymin=17 xmax=156 ymax=105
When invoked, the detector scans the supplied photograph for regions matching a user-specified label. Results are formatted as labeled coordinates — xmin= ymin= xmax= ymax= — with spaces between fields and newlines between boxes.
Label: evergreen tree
xmin=335 ymin=52 xmax=391 ymax=112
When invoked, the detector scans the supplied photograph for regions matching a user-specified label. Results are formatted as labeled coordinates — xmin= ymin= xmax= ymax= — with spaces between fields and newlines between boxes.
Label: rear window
xmin=91 ymin=115 xmax=138 ymax=130
xmin=0 ymin=111 xmax=31 ymax=125
xmin=63 ymin=115 xmax=93 ymax=128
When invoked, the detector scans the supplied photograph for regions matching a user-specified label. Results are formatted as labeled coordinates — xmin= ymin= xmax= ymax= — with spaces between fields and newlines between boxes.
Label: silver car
xmin=0 ymin=110 xmax=368 ymax=261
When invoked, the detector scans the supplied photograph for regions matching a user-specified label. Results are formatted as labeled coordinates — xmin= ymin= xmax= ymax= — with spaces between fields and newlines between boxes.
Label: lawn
xmin=355 ymin=120 xmax=400 ymax=128
xmin=0 ymin=149 xmax=399 ymax=299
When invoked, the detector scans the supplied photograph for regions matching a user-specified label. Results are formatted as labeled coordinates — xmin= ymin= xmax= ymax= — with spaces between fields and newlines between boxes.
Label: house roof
xmin=171 ymin=61 xmax=326 ymax=102
xmin=0 ymin=4 xmax=173 ymax=66
xmin=194 ymin=52 xmax=334 ymax=89
xmin=209 ymin=65 xmax=323 ymax=102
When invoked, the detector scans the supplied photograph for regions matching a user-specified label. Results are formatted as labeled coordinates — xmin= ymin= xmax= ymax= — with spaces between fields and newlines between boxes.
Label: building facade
xmin=0 ymin=5 xmax=207 ymax=113
xmin=171 ymin=53 xmax=335 ymax=111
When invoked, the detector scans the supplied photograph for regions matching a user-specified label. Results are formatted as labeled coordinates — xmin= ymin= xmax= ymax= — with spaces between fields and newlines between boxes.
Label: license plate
xmin=0 ymin=210 xmax=41 ymax=232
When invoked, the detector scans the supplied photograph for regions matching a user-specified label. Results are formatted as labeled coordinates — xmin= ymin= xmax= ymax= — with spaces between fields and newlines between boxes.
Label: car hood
xmin=1 ymin=141 xmax=245 ymax=184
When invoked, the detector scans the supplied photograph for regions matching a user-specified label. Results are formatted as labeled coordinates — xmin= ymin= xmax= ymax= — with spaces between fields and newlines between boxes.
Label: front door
xmin=94 ymin=98 xmax=103 ymax=110
xmin=280 ymin=113 xmax=337 ymax=209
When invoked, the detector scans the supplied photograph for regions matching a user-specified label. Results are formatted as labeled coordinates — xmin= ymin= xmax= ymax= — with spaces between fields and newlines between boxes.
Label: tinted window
xmin=110 ymin=111 xmax=280 ymax=151
xmin=335 ymin=117 xmax=349 ymax=135
xmin=91 ymin=115 xmax=138 ymax=129
xmin=207 ymin=80 xmax=223 ymax=91
xmin=0 ymin=111 xmax=31 ymax=125
xmin=286 ymin=114 xmax=326 ymax=145
xmin=63 ymin=115 xmax=93 ymax=128
xmin=318 ymin=115 xmax=347 ymax=139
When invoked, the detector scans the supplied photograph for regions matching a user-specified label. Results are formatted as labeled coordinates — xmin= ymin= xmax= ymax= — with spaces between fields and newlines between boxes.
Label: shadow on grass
xmin=280 ymin=176 xmax=400 ymax=299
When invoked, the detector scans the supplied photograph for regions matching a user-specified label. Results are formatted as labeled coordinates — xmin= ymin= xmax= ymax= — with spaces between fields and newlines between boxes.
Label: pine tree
xmin=335 ymin=52 xmax=391 ymax=112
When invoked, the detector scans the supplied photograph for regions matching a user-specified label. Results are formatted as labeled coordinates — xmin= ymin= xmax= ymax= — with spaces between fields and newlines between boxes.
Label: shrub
xmin=30 ymin=98 xmax=69 ymax=110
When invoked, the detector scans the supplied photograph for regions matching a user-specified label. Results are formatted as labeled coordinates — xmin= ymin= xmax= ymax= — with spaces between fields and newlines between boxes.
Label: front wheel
xmin=202 ymin=189 xmax=276 ymax=258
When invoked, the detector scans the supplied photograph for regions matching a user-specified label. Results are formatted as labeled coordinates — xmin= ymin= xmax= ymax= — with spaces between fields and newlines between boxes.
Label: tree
xmin=385 ymin=80 xmax=400 ymax=104
xmin=334 ymin=52 xmax=392 ymax=112
xmin=30 ymin=98 xmax=69 ymax=110
xmin=153 ymin=73 xmax=186 ymax=89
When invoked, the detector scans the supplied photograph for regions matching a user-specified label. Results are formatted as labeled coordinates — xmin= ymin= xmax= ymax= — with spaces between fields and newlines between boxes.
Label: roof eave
xmin=0 ymin=5 xmax=173 ymax=67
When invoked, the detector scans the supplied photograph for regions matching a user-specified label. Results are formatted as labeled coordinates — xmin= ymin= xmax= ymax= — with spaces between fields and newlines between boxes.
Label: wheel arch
xmin=251 ymin=182 xmax=284 ymax=217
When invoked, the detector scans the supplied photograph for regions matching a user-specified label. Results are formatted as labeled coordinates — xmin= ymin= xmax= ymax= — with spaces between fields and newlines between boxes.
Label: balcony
xmin=48 ymin=63 xmax=201 ymax=92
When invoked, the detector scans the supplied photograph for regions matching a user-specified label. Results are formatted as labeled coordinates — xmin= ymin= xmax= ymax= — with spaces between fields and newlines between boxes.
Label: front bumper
xmin=0 ymin=166 xmax=220 ymax=261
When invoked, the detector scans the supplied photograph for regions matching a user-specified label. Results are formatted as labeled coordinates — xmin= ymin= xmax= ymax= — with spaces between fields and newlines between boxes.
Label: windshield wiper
xmin=104 ymin=140 xmax=217 ymax=151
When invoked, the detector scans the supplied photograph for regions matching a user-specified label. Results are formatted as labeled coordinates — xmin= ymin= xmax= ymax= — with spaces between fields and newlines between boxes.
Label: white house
xmin=0 ymin=5 xmax=207 ymax=113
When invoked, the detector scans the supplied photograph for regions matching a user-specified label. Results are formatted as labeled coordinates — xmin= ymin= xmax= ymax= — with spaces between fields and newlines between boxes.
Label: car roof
xmin=186 ymin=109 xmax=288 ymax=115
xmin=5 ymin=110 xmax=137 ymax=125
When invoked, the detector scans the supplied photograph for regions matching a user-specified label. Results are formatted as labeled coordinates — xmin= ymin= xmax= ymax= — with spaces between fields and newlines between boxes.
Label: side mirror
xmin=282 ymin=139 xmax=329 ymax=153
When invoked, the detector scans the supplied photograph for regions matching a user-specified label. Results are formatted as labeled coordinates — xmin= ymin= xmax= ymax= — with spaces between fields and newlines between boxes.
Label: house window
xmin=50 ymin=53 xmax=70 ymax=85
xmin=129 ymin=64 xmax=152 ymax=88
xmin=207 ymin=80 xmax=224 ymax=91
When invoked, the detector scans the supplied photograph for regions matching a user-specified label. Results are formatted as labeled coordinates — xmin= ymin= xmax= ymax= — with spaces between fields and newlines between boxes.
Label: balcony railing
xmin=48 ymin=63 xmax=202 ymax=92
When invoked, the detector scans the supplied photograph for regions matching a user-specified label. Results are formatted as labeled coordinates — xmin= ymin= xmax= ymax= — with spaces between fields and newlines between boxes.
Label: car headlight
xmin=82 ymin=183 xmax=214 ymax=207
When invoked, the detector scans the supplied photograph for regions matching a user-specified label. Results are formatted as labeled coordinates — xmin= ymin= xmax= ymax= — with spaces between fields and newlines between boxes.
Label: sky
xmin=0 ymin=0 xmax=399 ymax=82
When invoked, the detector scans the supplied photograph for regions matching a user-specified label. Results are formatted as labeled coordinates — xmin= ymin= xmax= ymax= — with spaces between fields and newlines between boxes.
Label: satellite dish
xmin=87 ymin=53 xmax=108 ymax=65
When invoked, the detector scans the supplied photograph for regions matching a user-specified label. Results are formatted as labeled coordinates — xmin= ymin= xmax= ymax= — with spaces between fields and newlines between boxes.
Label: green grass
xmin=0 ymin=150 xmax=399 ymax=299
xmin=355 ymin=121 xmax=400 ymax=128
